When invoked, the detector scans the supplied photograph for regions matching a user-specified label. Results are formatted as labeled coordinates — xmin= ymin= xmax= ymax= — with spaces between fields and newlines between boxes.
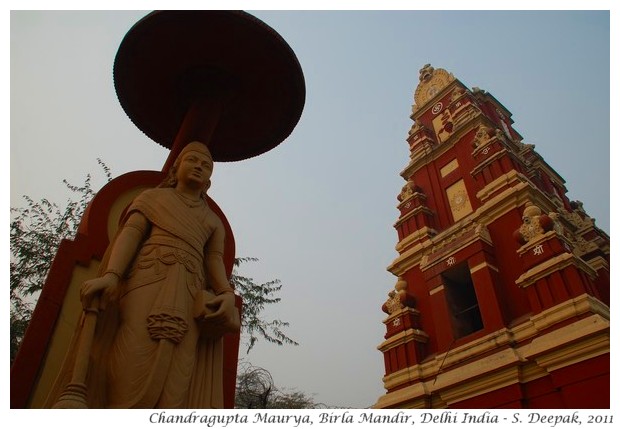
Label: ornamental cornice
xmin=378 ymin=304 xmax=609 ymax=407
xmin=377 ymin=327 xmax=429 ymax=353
xmin=401 ymin=114 xmax=484 ymax=180
xmin=388 ymin=240 xmax=432 ymax=277
xmin=393 ymin=205 xmax=434 ymax=229
xmin=394 ymin=226 xmax=437 ymax=251
xmin=558 ymin=205 xmax=595 ymax=232
xmin=519 ymin=145 xmax=567 ymax=186
xmin=438 ymin=365 xmax=521 ymax=406
xmin=419 ymin=222 xmax=492 ymax=272
xmin=527 ymin=294 xmax=609 ymax=333
xmin=515 ymin=248 xmax=597 ymax=289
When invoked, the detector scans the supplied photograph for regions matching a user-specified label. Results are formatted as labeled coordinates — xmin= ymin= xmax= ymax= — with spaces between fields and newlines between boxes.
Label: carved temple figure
xmin=398 ymin=180 xmax=417 ymax=202
xmin=513 ymin=202 xmax=555 ymax=245
xmin=472 ymin=125 xmax=492 ymax=148
xmin=382 ymin=277 xmax=415 ymax=315
xmin=49 ymin=141 xmax=240 ymax=409
xmin=419 ymin=64 xmax=434 ymax=82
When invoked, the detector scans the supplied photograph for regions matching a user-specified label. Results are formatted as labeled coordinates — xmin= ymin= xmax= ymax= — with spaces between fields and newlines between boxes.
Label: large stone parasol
xmin=113 ymin=10 xmax=306 ymax=165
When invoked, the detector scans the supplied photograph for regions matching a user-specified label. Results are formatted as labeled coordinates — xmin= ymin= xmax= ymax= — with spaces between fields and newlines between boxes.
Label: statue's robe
xmin=47 ymin=187 xmax=232 ymax=408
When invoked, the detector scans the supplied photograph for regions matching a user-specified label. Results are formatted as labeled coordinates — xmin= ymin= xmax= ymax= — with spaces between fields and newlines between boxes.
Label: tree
xmin=234 ymin=362 xmax=322 ymax=409
xmin=232 ymin=258 xmax=299 ymax=353
xmin=10 ymin=161 xmax=296 ymax=363
xmin=10 ymin=159 xmax=111 ymax=364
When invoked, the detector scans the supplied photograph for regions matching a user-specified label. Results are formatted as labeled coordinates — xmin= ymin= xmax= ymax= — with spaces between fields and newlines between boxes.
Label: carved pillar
xmin=470 ymin=125 xmax=527 ymax=198
xmin=395 ymin=181 xmax=436 ymax=244
xmin=513 ymin=202 xmax=599 ymax=313
xmin=468 ymin=256 xmax=505 ymax=332
xmin=379 ymin=277 xmax=429 ymax=383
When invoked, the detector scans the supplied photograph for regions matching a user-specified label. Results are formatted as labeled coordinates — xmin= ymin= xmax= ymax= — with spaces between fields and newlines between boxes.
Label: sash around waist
xmin=126 ymin=235 xmax=205 ymax=285
xmin=143 ymin=235 xmax=203 ymax=266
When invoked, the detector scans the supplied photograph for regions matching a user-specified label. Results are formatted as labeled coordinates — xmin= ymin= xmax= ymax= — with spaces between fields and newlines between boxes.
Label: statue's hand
xmin=202 ymin=292 xmax=240 ymax=332
xmin=80 ymin=273 xmax=120 ymax=309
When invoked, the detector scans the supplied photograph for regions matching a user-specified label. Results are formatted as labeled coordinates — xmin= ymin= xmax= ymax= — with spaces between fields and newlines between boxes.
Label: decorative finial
xmin=419 ymin=64 xmax=434 ymax=82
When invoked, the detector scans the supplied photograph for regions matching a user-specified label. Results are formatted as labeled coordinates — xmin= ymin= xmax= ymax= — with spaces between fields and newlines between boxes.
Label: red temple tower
xmin=374 ymin=65 xmax=610 ymax=409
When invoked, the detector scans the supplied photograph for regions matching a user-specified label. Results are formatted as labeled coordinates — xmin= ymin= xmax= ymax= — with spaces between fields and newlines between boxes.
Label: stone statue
xmin=51 ymin=141 xmax=240 ymax=409
xmin=513 ymin=202 xmax=555 ymax=245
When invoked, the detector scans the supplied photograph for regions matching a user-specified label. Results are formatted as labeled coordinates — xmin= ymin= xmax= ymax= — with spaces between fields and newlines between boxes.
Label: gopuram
xmin=10 ymin=11 xmax=305 ymax=409
xmin=375 ymin=65 xmax=610 ymax=409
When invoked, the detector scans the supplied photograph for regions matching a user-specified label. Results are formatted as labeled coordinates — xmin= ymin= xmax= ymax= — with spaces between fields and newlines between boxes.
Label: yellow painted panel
xmin=440 ymin=159 xmax=459 ymax=177
xmin=446 ymin=179 xmax=473 ymax=222
xmin=432 ymin=108 xmax=454 ymax=143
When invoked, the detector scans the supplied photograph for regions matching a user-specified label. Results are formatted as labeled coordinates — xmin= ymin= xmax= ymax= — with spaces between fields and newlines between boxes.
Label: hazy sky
xmin=9 ymin=5 xmax=613 ymax=409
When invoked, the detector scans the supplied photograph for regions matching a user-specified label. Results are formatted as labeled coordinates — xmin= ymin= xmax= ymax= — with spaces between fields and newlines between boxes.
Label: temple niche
xmin=375 ymin=65 xmax=610 ymax=409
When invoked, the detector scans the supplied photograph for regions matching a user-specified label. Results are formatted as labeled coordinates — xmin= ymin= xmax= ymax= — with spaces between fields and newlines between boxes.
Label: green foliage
xmin=235 ymin=363 xmax=320 ymax=409
xmin=231 ymin=258 xmax=299 ymax=353
xmin=10 ymin=159 xmax=111 ymax=364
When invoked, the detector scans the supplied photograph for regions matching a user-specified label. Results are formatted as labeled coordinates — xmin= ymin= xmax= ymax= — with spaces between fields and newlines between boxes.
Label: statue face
xmin=176 ymin=150 xmax=213 ymax=189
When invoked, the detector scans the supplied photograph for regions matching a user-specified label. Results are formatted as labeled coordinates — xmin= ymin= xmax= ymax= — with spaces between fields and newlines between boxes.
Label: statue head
xmin=160 ymin=141 xmax=214 ymax=193
xmin=522 ymin=203 xmax=542 ymax=224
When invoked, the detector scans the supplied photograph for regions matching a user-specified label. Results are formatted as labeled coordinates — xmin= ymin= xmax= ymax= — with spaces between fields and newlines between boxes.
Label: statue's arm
xmin=80 ymin=212 xmax=149 ymax=308
xmin=201 ymin=221 xmax=239 ymax=330
xmin=204 ymin=221 xmax=234 ymax=296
